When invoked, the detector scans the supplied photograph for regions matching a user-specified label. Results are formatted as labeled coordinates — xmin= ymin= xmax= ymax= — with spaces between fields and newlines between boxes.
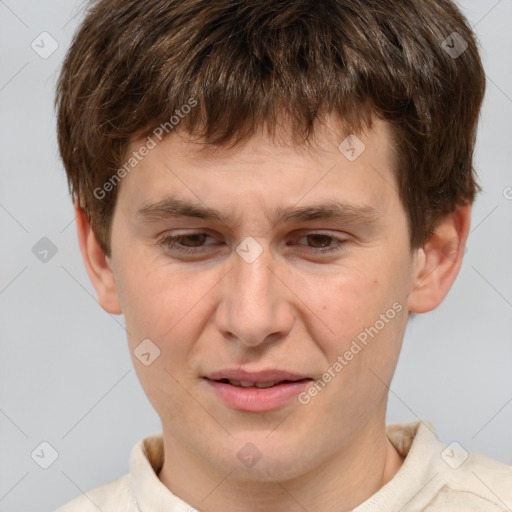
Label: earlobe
xmin=74 ymin=203 xmax=122 ymax=314
xmin=406 ymin=204 xmax=471 ymax=314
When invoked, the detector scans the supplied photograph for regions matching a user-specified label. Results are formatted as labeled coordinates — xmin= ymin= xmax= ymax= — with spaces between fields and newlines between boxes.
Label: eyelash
xmin=157 ymin=232 xmax=350 ymax=256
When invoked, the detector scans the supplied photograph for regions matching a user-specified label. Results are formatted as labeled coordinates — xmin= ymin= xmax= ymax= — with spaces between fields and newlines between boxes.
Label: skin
xmin=76 ymin=116 xmax=471 ymax=512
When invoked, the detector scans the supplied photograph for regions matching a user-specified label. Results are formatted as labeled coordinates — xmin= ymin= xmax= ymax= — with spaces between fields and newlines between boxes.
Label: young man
xmin=54 ymin=0 xmax=511 ymax=510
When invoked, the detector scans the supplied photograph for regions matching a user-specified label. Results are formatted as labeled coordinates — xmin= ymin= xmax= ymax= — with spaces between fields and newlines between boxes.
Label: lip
xmin=205 ymin=368 xmax=309 ymax=383
xmin=203 ymin=368 xmax=313 ymax=412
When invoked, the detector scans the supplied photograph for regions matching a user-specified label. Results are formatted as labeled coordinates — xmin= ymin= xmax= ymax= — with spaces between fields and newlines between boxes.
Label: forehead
xmin=117 ymin=116 xmax=399 ymax=226
xmin=135 ymin=115 xmax=393 ymax=166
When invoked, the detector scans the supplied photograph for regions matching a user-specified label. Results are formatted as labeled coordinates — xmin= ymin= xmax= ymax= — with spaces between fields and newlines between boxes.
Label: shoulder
xmin=54 ymin=473 xmax=137 ymax=512
xmin=383 ymin=421 xmax=512 ymax=511
xmin=438 ymin=450 xmax=512 ymax=508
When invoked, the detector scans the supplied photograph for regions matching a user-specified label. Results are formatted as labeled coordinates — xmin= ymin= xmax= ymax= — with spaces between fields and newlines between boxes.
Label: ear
xmin=407 ymin=204 xmax=471 ymax=314
xmin=74 ymin=202 xmax=122 ymax=314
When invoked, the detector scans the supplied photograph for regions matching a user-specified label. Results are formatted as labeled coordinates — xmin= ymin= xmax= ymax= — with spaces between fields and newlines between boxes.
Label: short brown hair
xmin=55 ymin=0 xmax=486 ymax=256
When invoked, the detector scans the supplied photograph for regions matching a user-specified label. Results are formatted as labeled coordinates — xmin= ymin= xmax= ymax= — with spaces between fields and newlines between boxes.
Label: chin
xmin=213 ymin=437 xmax=318 ymax=483
xmin=227 ymin=459 xmax=310 ymax=483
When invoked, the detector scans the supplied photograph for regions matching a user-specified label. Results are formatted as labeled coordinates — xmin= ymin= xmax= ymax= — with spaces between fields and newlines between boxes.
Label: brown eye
xmin=291 ymin=232 xmax=350 ymax=255
xmin=159 ymin=232 xmax=215 ymax=254
xmin=303 ymin=234 xmax=334 ymax=248
xmin=174 ymin=233 xmax=208 ymax=247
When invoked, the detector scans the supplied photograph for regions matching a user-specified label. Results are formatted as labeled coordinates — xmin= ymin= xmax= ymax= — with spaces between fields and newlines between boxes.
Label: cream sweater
xmin=55 ymin=420 xmax=512 ymax=511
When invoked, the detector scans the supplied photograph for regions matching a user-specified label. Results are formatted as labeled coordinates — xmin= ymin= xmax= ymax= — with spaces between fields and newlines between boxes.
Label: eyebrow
xmin=136 ymin=196 xmax=380 ymax=227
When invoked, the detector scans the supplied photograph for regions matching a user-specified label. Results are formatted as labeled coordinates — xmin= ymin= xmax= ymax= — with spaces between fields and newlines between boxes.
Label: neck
xmin=158 ymin=414 xmax=404 ymax=512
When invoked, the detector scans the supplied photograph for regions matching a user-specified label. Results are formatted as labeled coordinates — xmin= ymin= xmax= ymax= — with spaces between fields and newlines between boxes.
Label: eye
xmin=158 ymin=231 xmax=349 ymax=256
xmin=158 ymin=232 xmax=217 ymax=254
xmin=290 ymin=232 xmax=349 ymax=254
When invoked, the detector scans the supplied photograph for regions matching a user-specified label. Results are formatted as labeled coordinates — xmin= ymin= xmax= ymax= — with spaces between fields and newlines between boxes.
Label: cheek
xmin=304 ymin=267 xmax=408 ymax=427
xmin=308 ymin=269 xmax=385 ymax=340
xmin=117 ymin=261 xmax=200 ymax=417
xmin=307 ymin=252 xmax=409 ymax=359
xmin=116 ymin=256 xmax=195 ymax=342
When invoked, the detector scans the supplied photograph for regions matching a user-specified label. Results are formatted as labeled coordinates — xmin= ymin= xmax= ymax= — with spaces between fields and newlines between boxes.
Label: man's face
xmin=108 ymin=117 xmax=418 ymax=480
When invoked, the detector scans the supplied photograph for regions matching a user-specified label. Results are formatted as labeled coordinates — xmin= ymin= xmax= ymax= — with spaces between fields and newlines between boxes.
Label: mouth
xmin=203 ymin=371 xmax=314 ymax=412
xmin=204 ymin=368 xmax=311 ymax=383
xmin=212 ymin=378 xmax=311 ymax=388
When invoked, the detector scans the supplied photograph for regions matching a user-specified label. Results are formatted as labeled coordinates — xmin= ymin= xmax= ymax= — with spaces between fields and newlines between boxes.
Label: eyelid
xmin=157 ymin=229 xmax=351 ymax=256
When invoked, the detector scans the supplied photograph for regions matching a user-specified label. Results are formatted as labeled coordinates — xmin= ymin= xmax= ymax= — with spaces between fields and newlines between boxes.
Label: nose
xmin=214 ymin=239 xmax=295 ymax=349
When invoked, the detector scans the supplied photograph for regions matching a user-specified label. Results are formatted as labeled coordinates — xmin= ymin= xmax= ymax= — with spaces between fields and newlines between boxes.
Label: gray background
xmin=0 ymin=1 xmax=511 ymax=510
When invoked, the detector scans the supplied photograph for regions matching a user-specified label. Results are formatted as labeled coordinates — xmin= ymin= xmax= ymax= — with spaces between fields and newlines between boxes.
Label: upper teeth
xmin=228 ymin=379 xmax=277 ymax=388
